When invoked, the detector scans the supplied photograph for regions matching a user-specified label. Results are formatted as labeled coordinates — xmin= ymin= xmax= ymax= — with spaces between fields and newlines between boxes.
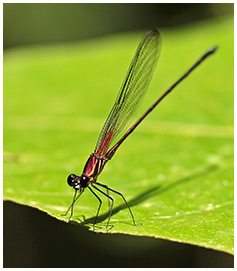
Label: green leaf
xmin=4 ymin=16 xmax=233 ymax=255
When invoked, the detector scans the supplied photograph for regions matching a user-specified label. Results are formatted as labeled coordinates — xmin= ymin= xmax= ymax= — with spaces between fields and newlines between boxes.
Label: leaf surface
xmin=4 ymin=17 xmax=233 ymax=254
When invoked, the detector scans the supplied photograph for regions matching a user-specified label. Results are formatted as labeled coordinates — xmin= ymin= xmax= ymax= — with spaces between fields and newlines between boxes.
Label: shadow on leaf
xmin=71 ymin=164 xmax=218 ymax=228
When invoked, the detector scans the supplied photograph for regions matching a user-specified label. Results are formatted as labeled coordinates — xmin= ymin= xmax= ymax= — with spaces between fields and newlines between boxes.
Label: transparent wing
xmin=94 ymin=30 xmax=161 ymax=156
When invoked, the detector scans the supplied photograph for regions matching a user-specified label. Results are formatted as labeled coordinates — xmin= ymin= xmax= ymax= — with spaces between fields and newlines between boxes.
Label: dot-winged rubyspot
xmin=65 ymin=29 xmax=217 ymax=231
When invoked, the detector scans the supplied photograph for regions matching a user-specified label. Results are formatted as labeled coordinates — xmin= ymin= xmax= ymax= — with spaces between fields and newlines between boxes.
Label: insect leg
xmin=90 ymin=183 xmax=114 ymax=230
xmin=96 ymin=182 xmax=139 ymax=226
xmin=63 ymin=189 xmax=84 ymax=220
xmin=104 ymin=186 xmax=111 ymax=213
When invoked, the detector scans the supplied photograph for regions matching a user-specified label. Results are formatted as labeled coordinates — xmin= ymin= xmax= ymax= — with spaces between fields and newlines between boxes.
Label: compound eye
xmin=67 ymin=174 xmax=77 ymax=187
xmin=80 ymin=175 xmax=90 ymax=187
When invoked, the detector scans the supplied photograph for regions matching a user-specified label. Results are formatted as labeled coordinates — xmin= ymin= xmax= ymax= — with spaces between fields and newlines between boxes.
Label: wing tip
xmin=146 ymin=29 xmax=160 ymax=37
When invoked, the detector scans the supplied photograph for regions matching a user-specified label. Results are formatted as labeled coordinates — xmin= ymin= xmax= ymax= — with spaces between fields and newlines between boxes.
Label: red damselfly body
xmin=66 ymin=29 xmax=217 ymax=230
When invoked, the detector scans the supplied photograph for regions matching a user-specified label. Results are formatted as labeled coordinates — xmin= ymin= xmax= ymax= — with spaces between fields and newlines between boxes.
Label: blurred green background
xmin=3 ymin=3 xmax=234 ymax=268
xmin=3 ymin=3 xmax=233 ymax=49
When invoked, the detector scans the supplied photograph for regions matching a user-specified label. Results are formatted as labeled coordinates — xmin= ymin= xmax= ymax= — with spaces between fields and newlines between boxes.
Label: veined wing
xmin=94 ymin=30 xmax=161 ymax=156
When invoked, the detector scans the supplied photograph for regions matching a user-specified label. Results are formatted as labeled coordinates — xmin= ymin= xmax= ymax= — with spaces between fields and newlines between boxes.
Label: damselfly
xmin=66 ymin=29 xmax=217 ymax=230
